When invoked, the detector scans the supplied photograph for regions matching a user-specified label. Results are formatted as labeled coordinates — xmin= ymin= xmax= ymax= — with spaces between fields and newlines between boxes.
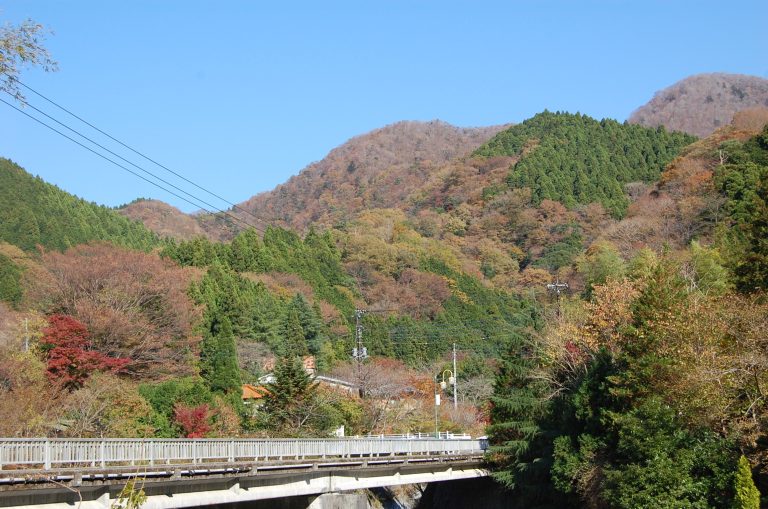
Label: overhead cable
xmin=0 ymin=92 xmax=266 ymax=233
xmin=1 ymin=96 xmax=258 ymax=231
xmin=13 ymin=78 xmax=270 ymax=227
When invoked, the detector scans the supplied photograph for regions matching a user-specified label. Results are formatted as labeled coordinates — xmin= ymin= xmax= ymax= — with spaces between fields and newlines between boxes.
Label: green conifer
xmin=733 ymin=455 xmax=760 ymax=509
xmin=200 ymin=316 xmax=242 ymax=394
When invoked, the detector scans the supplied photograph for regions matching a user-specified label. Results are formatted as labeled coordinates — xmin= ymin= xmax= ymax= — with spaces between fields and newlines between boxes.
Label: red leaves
xmin=173 ymin=404 xmax=212 ymax=438
xmin=41 ymin=314 xmax=129 ymax=391
xmin=39 ymin=243 xmax=201 ymax=378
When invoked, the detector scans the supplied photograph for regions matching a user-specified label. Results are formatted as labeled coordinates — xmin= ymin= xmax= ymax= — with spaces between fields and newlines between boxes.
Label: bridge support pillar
xmin=96 ymin=491 xmax=110 ymax=509
xmin=307 ymin=493 xmax=368 ymax=509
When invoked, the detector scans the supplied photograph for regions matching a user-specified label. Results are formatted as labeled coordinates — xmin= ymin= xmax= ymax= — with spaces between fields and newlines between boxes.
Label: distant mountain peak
xmin=118 ymin=198 xmax=207 ymax=240
xmin=629 ymin=72 xmax=768 ymax=137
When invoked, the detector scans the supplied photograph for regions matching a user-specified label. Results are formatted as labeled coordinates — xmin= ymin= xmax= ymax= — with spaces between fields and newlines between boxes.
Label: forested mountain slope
xmin=472 ymin=111 xmax=695 ymax=217
xmin=211 ymin=120 xmax=506 ymax=233
xmin=602 ymin=108 xmax=768 ymax=256
xmin=119 ymin=198 xmax=208 ymax=240
xmin=172 ymin=112 xmax=695 ymax=296
xmin=489 ymin=111 xmax=768 ymax=509
xmin=0 ymin=158 xmax=157 ymax=252
xmin=629 ymin=73 xmax=768 ymax=137
xmin=0 ymin=154 xmax=536 ymax=439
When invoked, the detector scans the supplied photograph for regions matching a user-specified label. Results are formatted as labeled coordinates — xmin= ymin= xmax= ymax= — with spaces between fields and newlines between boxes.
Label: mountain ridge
xmin=629 ymin=72 xmax=768 ymax=137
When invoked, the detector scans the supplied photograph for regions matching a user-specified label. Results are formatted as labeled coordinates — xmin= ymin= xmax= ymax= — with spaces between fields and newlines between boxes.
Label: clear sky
xmin=2 ymin=1 xmax=765 ymax=212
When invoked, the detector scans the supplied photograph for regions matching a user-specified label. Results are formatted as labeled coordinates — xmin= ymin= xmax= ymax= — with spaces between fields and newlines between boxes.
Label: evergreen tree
xmin=200 ymin=316 xmax=241 ymax=394
xmin=733 ymin=455 xmax=760 ymax=509
xmin=473 ymin=111 xmax=695 ymax=217
xmin=487 ymin=340 xmax=570 ymax=507
xmin=261 ymin=356 xmax=318 ymax=435
xmin=714 ymin=127 xmax=768 ymax=292
xmin=279 ymin=307 xmax=309 ymax=358
xmin=0 ymin=253 xmax=22 ymax=306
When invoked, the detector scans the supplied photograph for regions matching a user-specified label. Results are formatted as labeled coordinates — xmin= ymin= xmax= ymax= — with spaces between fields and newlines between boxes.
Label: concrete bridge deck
xmin=0 ymin=437 xmax=489 ymax=508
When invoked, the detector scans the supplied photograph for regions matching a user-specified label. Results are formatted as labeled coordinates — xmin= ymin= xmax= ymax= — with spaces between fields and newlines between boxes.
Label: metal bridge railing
xmin=0 ymin=437 xmax=488 ymax=471
xmin=364 ymin=432 xmax=471 ymax=439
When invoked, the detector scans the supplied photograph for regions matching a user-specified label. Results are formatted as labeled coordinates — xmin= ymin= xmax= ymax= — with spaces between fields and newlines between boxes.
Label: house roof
xmin=262 ymin=355 xmax=316 ymax=373
xmin=242 ymin=384 xmax=270 ymax=400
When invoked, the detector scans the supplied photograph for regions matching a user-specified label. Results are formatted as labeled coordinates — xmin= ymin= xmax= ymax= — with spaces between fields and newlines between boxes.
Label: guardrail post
xmin=44 ymin=440 xmax=51 ymax=470
xmin=192 ymin=440 xmax=197 ymax=465
xmin=228 ymin=440 xmax=234 ymax=463
xmin=149 ymin=440 xmax=154 ymax=466
xmin=100 ymin=440 xmax=106 ymax=468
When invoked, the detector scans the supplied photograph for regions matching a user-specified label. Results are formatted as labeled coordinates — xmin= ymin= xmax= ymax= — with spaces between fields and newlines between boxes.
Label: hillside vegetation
xmin=489 ymin=119 xmax=768 ymax=507
xmin=0 ymin=156 xmax=535 ymax=440
xmin=630 ymin=73 xmax=768 ymax=137
xmin=0 ymin=158 xmax=157 ymax=252
xmin=118 ymin=198 xmax=207 ymax=240
xmin=2 ymin=99 xmax=768 ymax=506
xmin=474 ymin=111 xmax=695 ymax=217
xmin=205 ymin=120 xmax=505 ymax=233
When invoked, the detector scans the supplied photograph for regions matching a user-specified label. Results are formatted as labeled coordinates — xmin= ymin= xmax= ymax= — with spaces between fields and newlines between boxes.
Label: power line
xmin=12 ymin=78 xmax=271 ymax=228
xmin=0 ymin=96 xmax=256 ymax=231
xmin=0 ymin=95 xmax=266 ymax=234
xmin=4 ymin=89 xmax=266 ymax=233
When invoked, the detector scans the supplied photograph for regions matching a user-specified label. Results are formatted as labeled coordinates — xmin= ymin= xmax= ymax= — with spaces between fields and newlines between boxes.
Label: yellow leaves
xmin=444 ymin=277 xmax=471 ymax=304
xmin=643 ymin=292 xmax=768 ymax=438
xmin=342 ymin=208 xmax=468 ymax=277
xmin=582 ymin=278 xmax=640 ymax=352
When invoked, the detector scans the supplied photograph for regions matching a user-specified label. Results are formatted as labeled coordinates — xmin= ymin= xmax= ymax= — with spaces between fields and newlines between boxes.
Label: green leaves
xmin=733 ymin=456 xmax=761 ymax=509
xmin=474 ymin=111 xmax=695 ymax=218
xmin=714 ymin=127 xmax=768 ymax=292
xmin=200 ymin=316 xmax=241 ymax=394
xmin=0 ymin=252 xmax=22 ymax=306
xmin=0 ymin=159 xmax=157 ymax=252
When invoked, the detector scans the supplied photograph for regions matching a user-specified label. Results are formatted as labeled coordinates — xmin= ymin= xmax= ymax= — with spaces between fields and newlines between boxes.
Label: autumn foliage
xmin=38 ymin=243 xmax=201 ymax=378
xmin=173 ymin=403 xmax=212 ymax=438
xmin=41 ymin=314 xmax=129 ymax=390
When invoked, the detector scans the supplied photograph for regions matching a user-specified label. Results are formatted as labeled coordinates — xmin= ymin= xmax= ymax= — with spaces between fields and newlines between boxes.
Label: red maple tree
xmin=41 ymin=314 xmax=130 ymax=390
xmin=173 ymin=403 xmax=212 ymax=438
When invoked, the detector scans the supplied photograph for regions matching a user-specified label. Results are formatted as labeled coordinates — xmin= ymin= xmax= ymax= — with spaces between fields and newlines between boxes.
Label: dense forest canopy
xmin=474 ymin=111 xmax=696 ymax=217
xmin=0 ymin=158 xmax=157 ymax=252
xmin=488 ymin=123 xmax=768 ymax=508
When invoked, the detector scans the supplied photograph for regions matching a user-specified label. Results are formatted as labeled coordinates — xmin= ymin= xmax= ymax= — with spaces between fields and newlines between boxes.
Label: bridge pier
xmin=307 ymin=493 xmax=368 ymax=509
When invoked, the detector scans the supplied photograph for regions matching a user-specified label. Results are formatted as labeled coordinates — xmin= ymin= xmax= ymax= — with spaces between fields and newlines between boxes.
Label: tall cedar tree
xmin=0 ymin=253 xmax=22 ymax=306
xmin=200 ymin=316 xmax=241 ymax=394
xmin=279 ymin=306 xmax=310 ymax=358
xmin=487 ymin=340 xmax=571 ymax=507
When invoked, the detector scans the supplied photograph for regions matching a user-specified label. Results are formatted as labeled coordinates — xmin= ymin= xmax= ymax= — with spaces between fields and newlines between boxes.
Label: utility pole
xmin=352 ymin=309 xmax=368 ymax=398
xmin=546 ymin=279 xmax=569 ymax=318
xmin=24 ymin=318 xmax=29 ymax=352
xmin=434 ymin=376 xmax=440 ymax=437
xmin=452 ymin=343 xmax=458 ymax=410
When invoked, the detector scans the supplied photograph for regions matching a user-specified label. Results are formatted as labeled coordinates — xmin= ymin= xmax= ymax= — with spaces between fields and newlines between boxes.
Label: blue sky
xmin=1 ymin=1 xmax=765 ymax=212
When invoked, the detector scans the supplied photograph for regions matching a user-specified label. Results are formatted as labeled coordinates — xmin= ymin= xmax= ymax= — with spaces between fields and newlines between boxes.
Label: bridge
xmin=0 ymin=436 xmax=489 ymax=508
